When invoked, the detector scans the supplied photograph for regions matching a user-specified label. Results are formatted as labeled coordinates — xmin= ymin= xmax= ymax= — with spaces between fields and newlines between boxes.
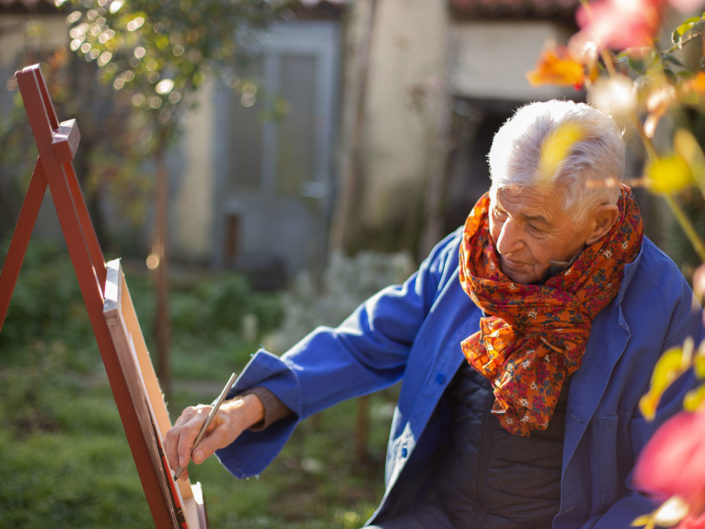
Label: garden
xmin=0 ymin=240 xmax=401 ymax=528
xmin=3 ymin=0 xmax=705 ymax=528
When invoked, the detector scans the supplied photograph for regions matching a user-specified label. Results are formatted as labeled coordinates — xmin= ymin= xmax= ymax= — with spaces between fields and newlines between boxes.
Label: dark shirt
xmin=376 ymin=361 xmax=566 ymax=529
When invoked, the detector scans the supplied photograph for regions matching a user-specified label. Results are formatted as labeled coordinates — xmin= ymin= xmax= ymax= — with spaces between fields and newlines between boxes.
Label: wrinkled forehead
xmin=489 ymin=184 xmax=572 ymax=225
xmin=490 ymin=182 xmax=562 ymax=207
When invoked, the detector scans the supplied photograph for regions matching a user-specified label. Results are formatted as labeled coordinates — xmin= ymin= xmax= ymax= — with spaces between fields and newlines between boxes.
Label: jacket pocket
xmin=592 ymin=414 xmax=619 ymax=511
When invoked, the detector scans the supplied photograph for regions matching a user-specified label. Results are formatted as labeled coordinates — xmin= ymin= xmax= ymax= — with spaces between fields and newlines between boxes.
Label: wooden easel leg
xmin=0 ymin=160 xmax=47 ymax=330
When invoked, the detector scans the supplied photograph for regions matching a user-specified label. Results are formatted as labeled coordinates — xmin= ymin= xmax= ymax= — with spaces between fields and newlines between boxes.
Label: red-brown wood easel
xmin=0 ymin=64 xmax=207 ymax=529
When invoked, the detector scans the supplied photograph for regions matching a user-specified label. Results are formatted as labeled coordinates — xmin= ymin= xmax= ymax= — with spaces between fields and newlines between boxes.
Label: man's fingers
xmin=164 ymin=405 xmax=212 ymax=471
xmin=164 ymin=398 xmax=254 ymax=472
xmin=164 ymin=410 xmax=196 ymax=471
xmin=176 ymin=415 xmax=208 ymax=468
xmin=190 ymin=424 xmax=230 ymax=464
xmin=188 ymin=402 xmax=251 ymax=464
xmin=172 ymin=406 xmax=197 ymax=427
xmin=164 ymin=426 xmax=181 ymax=472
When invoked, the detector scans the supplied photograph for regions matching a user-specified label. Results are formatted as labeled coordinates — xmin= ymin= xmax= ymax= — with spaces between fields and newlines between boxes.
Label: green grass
xmin=0 ymin=362 xmax=388 ymax=528
xmin=0 ymin=241 xmax=388 ymax=528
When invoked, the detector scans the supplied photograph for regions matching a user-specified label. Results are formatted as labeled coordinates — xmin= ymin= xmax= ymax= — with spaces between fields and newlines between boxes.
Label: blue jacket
xmin=216 ymin=228 xmax=704 ymax=528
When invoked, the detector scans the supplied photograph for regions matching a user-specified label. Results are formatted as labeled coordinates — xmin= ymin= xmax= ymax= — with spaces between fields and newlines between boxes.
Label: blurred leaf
xmin=537 ymin=122 xmax=585 ymax=181
xmin=672 ymin=17 xmax=705 ymax=49
xmin=663 ymin=54 xmax=685 ymax=68
xmin=639 ymin=344 xmax=692 ymax=420
xmin=683 ymin=384 xmax=705 ymax=411
xmin=644 ymin=77 xmax=678 ymax=138
xmin=673 ymin=128 xmax=705 ymax=198
xmin=630 ymin=513 xmax=655 ymax=528
xmin=617 ymin=52 xmax=646 ymax=75
xmin=645 ymin=153 xmax=695 ymax=194
xmin=679 ymin=72 xmax=705 ymax=108
xmin=526 ymin=46 xmax=587 ymax=89
xmin=696 ymin=354 xmax=705 ymax=379
xmin=695 ymin=340 xmax=705 ymax=377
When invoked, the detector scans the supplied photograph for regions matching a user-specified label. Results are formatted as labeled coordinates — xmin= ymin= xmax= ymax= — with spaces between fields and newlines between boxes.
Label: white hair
xmin=487 ymin=99 xmax=624 ymax=221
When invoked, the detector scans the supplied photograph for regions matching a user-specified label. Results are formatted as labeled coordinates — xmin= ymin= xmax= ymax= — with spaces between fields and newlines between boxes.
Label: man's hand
xmin=165 ymin=393 xmax=264 ymax=480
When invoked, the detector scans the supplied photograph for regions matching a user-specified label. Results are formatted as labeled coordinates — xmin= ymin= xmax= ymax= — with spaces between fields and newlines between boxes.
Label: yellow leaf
xmin=537 ymin=122 xmax=585 ymax=181
xmin=695 ymin=353 xmax=705 ymax=379
xmin=639 ymin=393 xmax=660 ymax=422
xmin=639 ymin=346 xmax=690 ymax=420
xmin=645 ymin=154 xmax=695 ymax=194
xmin=674 ymin=128 xmax=705 ymax=197
xmin=631 ymin=513 xmax=655 ymax=529
xmin=684 ymin=384 xmax=705 ymax=411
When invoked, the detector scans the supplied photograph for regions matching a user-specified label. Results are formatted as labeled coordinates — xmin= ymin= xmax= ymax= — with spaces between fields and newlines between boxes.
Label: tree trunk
xmin=328 ymin=0 xmax=378 ymax=253
xmin=152 ymin=144 xmax=171 ymax=399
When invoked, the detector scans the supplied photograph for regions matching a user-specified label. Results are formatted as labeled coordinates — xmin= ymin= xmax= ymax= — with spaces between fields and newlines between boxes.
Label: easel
xmin=0 ymin=64 xmax=207 ymax=529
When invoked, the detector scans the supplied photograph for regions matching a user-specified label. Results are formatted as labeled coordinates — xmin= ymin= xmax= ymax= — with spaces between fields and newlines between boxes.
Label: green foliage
xmin=170 ymin=273 xmax=282 ymax=339
xmin=0 ymin=238 xmax=282 ymax=373
xmin=0 ymin=94 xmax=36 ymax=240
xmin=672 ymin=14 xmax=705 ymax=50
xmin=167 ymin=272 xmax=283 ymax=378
xmin=61 ymin=0 xmax=289 ymax=150
xmin=0 ymin=240 xmax=93 ymax=366
xmin=268 ymin=250 xmax=415 ymax=352
xmin=0 ymin=430 xmax=152 ymax=528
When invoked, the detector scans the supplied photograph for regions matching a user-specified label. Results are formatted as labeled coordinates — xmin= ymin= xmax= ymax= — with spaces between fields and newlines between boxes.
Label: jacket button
xmin=401 ymin=447 xmax=408 ymax=458
xmin=436 ymin=373 xmax=445 ymax=384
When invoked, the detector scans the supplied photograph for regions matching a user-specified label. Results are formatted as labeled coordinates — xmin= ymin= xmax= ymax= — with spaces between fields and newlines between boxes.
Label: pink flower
xmin=575 ymin=0 xmax=665 ymax=50
xmin=634 ymin=410 xmax=705 ymax=517
xmin=676 ymin=511 xmax=705 ymax=529
xmin=670 ymin=0 xmax=705 ymax=13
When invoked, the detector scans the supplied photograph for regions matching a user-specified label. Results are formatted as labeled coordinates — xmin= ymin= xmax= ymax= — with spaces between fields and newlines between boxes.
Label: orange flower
xmin=686 ymin=72 xmax=705 ymax=95
xmin=526 ymin=46 xmax=587 ymax=90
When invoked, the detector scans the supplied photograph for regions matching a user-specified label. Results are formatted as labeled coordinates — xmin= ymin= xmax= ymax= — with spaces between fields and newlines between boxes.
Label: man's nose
xmin=495 ymin=220 xmax=522 ymax=256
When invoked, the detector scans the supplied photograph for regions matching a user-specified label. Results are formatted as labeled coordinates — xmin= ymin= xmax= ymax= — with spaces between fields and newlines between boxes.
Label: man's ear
xmin=585 ymin=204 xmax=619 ymax=245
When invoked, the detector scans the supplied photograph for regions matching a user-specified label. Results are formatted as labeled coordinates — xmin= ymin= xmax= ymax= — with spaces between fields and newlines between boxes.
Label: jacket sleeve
xmin=215 ymin=229 xmax=462 ymax=478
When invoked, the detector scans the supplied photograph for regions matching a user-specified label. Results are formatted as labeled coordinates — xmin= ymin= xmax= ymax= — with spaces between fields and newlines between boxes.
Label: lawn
xmin=0 ymin=242 xmax=389 ymax=528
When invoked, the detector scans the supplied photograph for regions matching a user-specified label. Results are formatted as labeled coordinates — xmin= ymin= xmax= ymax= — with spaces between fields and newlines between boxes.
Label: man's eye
xmin=493 ymin=208 xmax=507 ymax=219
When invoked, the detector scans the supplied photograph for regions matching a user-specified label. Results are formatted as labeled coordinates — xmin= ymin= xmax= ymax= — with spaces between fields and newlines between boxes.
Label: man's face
xmin=488 ymin=186 xmax=596 ymax=284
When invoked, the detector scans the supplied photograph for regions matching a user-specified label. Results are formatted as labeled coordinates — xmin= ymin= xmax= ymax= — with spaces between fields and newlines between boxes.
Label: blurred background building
xmin=2 ymin=0 xmax=624 ymax=288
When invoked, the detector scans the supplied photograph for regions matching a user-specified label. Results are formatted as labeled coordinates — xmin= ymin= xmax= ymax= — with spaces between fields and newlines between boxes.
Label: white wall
xmin=170 ymin=80 xmax=216 ymax=262
xmin=361 ymin=0 xmax=450 ymax=229
xmin=450 ymin=20 xmax=576 ymax=101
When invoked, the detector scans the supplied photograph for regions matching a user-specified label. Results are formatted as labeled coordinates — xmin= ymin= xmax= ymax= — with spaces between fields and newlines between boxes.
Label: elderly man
xmin=165 ymin=100 xmax=704 ymax=528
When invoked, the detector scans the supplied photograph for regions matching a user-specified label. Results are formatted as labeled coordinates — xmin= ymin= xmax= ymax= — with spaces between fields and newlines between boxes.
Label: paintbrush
xmin=173 ymin=371 xmax=238 ymax=480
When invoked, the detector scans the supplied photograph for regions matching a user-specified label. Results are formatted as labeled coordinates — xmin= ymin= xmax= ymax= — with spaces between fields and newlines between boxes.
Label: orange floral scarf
xmin=458 ymin=185 xmax=643 ymax=436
